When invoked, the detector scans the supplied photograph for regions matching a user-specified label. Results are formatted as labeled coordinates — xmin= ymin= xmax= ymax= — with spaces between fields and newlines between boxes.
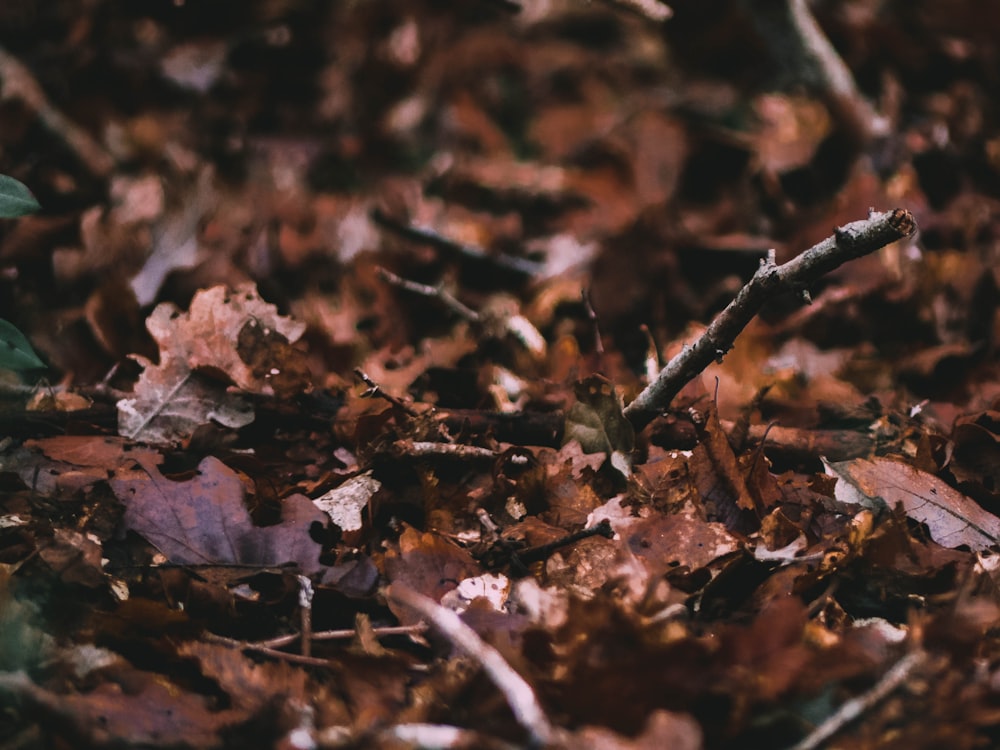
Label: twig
xmin=353 ymin=368 xmax=419 ymax=417
xmin=319 ymin=723 xmax=520 ymax=750
xmin=477 ymin=0 xmax=522 ymax=13
xmin=601 ymin=0 xmax=672 ymax=22
xmin=297 ymin=575 xmax=314 ymax=658
xmin=381 ymin=723 xmax=519 ymax=750
xmin=385 ymin=583 xmax=560 ymax=747
xmin=399 ymin=441 xmax=499 ymax=460
xmin=746 ymin=0 xmax=883 ymax=146
xmin=514 ymin=520 xmax=614 ymax=565
xmin=377 ymin=266 xmax=480 ymax=322
xmin=203 ymin=632 xmax=335 ymax=667
xmin=257 ymin=623 xmax=428 ymax=650
xmin=371 ymin=207 xmax=543 ymax=277
xmin=788 ymin=650 xmax=926 ymax=750
xmin=624 ymin=209 xmax=916 ymax=432
xmin=0 ymin=45 xmax=115 ymax=178
xmin=435 ymin=408 xmax=563 ymax=447
xmin=582 ymin=288 xmax=604 ymax=356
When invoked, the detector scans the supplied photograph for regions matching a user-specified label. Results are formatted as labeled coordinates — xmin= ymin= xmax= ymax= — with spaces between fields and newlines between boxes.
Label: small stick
xmin=371 ymin=208 xmax=543 ymax=277
xmin=380 ymin=723 xmax=519 ymax=750
xmin=377 ymin=267 xmax=480 ymax=322
xmin=400 ymin=441 xmax=499 ymax=460
xmin=789 ymin=650 xmax=926 ymax=750
xmin=582 ymin=288 xmax=605 ymax=356
xmin=624 ymin=209 xmax=916 ymax=432
xmin=514 ymin=520 xmax=615 ymax=564
xmin=257 ymin=623 xmax=428 ymax=650
xmin=0 ymin=45 xmax=115 ymax=178
xmin=353 ymin=368 xmax=419 ymax=417
xmin=602 ymin=0 xmax=672 ymax=22
xmin=203 ymin=632 xmax=334 ymax=667
xmin=477 ymin=0 xmax=522 ymax=12
xmin=297 ymin=575 xmax=314 ymax=658
xmin=746 ymin=0 xmax=883 ymax=146
xmin=639 ymin=324 xmax=660 ymax=383
xmin=385 ymin=583 xmax=560 ymax=747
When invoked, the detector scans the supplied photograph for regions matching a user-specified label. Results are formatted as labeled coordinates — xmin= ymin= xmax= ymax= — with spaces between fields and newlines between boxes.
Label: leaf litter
xmin=1 ymin=2 xmax=1000 ymax=749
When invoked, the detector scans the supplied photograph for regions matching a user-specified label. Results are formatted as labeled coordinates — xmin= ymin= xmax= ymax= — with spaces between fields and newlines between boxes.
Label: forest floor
xmin=2 ymin=1 xmax=1000 ymax=748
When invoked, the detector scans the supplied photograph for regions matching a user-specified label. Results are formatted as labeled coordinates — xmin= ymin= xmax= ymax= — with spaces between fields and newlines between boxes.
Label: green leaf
xmin=563 ymin=374 xmax=635 ymax=479
xmin=0 ymin=319 xmax=45 ymax=371
xmin=0 ymin=175 xmax=41 ymax=218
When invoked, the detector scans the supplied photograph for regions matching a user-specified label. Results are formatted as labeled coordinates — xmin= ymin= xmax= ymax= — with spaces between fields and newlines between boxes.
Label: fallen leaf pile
xmin=2 ymin=1 xmax=1000 ymax=748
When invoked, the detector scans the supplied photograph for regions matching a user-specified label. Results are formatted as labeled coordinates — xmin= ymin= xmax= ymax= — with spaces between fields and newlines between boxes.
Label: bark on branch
xmin=624 ymin=208 xmax=917 ymax=432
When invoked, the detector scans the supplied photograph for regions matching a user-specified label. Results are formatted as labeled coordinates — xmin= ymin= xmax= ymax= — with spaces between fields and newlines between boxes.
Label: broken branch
xmin=624 ymin=209 xmax=917 ymax=432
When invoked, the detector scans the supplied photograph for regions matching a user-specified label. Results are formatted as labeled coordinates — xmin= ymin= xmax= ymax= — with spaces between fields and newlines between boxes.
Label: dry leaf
xmin=118 ymin=283 xmax=307 ymax=442
xmin=111 ymin=453 xmax=327 ymax=572
xmin=825 ymin=457 xmax=1000 ymax=551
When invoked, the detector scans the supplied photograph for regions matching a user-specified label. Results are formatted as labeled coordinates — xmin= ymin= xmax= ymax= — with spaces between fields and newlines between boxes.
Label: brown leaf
xmin=0 ymin=670 xmax=231 ymax=748
xmin=236 ymin=318 xmax=311 ymax=399
xmin=568 ymin=709 xmax=703 ymax=750
xmin=621 ymin=511 xmax=741 ymax=578
xmin=110 ymin=454 xmax=327 ymax=572
xmin=826 ymin=457 xmax=1000 ymax=550
xmin=690 ymin=402 xmax=758 ymax=531
xmin=118 ymin=283 xmax=307 ymax=442
xmin=177 ymin=640 xmax=338 ymax=718
xmin=25 ymin=435 xmax=145 ymax=469
xmin=383 ymin=526 xmax=481 ymax=622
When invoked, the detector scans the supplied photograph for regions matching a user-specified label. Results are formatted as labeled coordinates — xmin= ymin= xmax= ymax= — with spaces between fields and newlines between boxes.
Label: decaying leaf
xmin=825 ymin=457 xmax=1000 ymax=551
xmin=117 ymin=357 xmax=255 ymax=443
xmin=312 ymin=470 xmax=380 ymax=533
xmin=563 ymin=374 xmax=635 ymax=478
xmin=383 ymin=526 xmax=481 ymax=622
xmin=111 ymin=453 xmax=327 ymax=572
xmin=117 ymin=283 xmax=308 ymax=442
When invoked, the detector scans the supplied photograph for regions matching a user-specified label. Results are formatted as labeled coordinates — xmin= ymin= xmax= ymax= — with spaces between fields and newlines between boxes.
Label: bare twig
xmin=601 ymin=0 xmax=672 ymax=22
xmin=0 ymin=45 xmax=115 ymax=178
xmin=297 ymin=575 xmax=314 ymax=658
xmin=319 ymin=723 xmax=520 ymax=750
xmin=371 ymin=207 xmax=543 ymax=277
xmin=203 ymin=632 xmax=335 ymax=667
xmin=789 ymin=650 xmax=926 ymax=750
xmin=514 ymin=520 xmax=615 ymax=565
xmin=257 ymin=623 xmax=428 ymax=650
xmin=477 ymin=0 xmax=522 ymax=13
xmin=353 ymin=368 xmax=419 ymax=417
xmin=436 ymin=408 xmax=563 ymax=447
xmin=381 ymin=724 xmax=519 ymax=750
xmin=624 ymin=209 xmax=916 ymax=432
xmin=582 ymin=288 xmax=604 ymax=356
xmin=385 ymin=583 xmax=560 ymax=747
xmin=377 ymin=266 xmax=480 ymax=322
xmin=400 ymin=441 xmax=499 ymax=460
xmin=746 ymin=0 xmax=883 ymax=146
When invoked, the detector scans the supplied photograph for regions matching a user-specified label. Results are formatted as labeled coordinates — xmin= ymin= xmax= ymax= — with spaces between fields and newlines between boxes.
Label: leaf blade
xmin=0 ymin=175 xmax=41 ymax=218
xmin=826 ymin=457 xmax=1000 ymax=551
xmin=0 ymin=319 xmax=45 ymax=371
